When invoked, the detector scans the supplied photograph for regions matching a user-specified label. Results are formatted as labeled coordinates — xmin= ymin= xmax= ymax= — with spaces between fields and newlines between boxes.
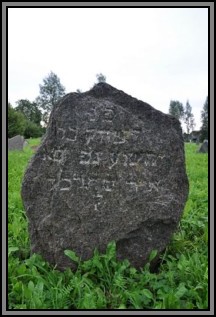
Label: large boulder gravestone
xmin=8 ymin=135 xmax=27 ymax=151
xmin=21 ymin=83 xmax=189 ymax=270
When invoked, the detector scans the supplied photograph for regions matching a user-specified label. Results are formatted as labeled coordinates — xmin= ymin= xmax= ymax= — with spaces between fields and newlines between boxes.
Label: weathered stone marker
xmin=8 ymin=135 xmax=28 ymax=151
xmin=21 ymin=83 xmax=189 ymax=270
xmin=198 ymin=140 xmax=208 ymax=153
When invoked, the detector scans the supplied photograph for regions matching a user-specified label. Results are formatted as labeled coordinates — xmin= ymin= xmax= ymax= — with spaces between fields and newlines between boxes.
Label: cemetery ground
xmin=8 ymin=139 xmax=208 ymax=310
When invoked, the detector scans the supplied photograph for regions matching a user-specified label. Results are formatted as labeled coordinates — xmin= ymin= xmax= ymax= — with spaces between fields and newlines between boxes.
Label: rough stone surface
xmin=198 ymin=140 xmax=208 ymax=153
xmin=8 ymin=135 xmax=27 ymax=151
xmin=21 ymin=83 xmax=189 ymax=270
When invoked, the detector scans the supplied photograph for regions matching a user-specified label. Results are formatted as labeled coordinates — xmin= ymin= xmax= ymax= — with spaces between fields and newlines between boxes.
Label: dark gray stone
xmin=198 ymin=140 xmax=208 ymax=153
xmin=8 ymin=135 xmax=27 ymax=151
xmin=21 ymin=83 xmax=189 ymax=270
xmin=190 ymin=130 xmax=201 ymax=144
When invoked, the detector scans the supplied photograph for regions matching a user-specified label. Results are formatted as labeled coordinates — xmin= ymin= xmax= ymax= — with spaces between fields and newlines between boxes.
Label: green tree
xmin=168 ymin=100 xmax=184 ymax=121
xmin=8 ymin=105 xmax=27 ymax=138
xmin=200 ymin=96 xmax=208 ymax=142
xmin=15 ymin=99 xmax=42 ymax=126
xmin=184 ymin=100 xmax=195 ymax=134
xmin=96 ymin=73 xmax=106 ymax=83
xmin=36 ymin=71 xmax=66 ymax=125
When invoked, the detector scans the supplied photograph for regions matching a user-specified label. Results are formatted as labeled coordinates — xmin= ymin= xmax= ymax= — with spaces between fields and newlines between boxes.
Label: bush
xmin=24 ymin=121 xmax=44 ymax=139
xmin=8 ymin=107 xmax=27 ymax=138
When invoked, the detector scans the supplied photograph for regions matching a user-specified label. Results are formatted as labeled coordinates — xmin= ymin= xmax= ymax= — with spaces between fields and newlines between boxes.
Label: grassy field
xmin=8 ymin=139 xmax=208 ymax=310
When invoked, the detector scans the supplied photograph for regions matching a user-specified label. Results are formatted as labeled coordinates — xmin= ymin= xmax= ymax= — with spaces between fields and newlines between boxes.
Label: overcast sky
xmin=8 ymin=7 xmax=208 ymax=131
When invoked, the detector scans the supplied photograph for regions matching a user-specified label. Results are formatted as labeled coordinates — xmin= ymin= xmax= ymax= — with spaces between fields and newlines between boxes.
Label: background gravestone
xmin=21 ymin=83 xmax=189 ymax=270
xmin=8 ymin=135 xmax=27 ymax=151
xmin=198 ymin=140 xmax=208 ymax=153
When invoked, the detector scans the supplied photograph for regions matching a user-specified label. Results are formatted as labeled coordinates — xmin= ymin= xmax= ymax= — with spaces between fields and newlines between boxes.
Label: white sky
xmin=8 ymin=7 xmax=208 ymax=131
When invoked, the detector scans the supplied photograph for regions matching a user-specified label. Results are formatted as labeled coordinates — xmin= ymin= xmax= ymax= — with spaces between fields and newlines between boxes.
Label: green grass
xmin=8 ymin=140 xmax=208 ymax=310
xmin=26 ymin=137 xmax=42 ymax=147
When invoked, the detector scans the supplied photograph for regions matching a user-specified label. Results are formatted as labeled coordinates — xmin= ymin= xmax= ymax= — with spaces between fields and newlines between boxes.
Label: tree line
xmin=8 ymin=71 xmax=66 ymax=139
xmin=8 ymin=71 xmax=208 ymax=142
xmin=168 ymin=97 xmax=208 ymax=142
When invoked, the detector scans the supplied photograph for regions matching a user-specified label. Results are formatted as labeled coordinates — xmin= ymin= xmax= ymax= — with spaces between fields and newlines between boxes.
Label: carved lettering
xmin=122 ymin=153 xmax=162 ymax=167
xmin=79 ymin=151 xmax=102 ymax=166
xmin=65 ymin=128 xmax=77 ymax=142
xmin=56 ymin=127 xmax=143 ymax=146
xmin=59 ymin=179 xmax=72 ymax=191
xmin=78 ymin=150 xmax=165 ymax=168
xmin=79 ymin=151 xmax=92 ymax=165
xmin=57 ymin=128 xmax=65 ymax=139
xmin=41 ymin=149 xmax=67 ymax=163
xmin=86 ymin=107 xmax=97 ymax=122
xmin=54 ymin=150 xmax=64 ymax=162
xmin=80 ymin=177 xmax=89 ymax=190
xmin=126 ymin=181 xmax=138 ymax=192
xmin=56 ymin=173 xmax=116 ymax=194
xmin=91 ymin=152 xmax=102 ymax=165
xmin=108 ymin=152 xmax=119 ymax=170
xmin=113 ymin=131 xmax=126 ymax=144
xmin=85 ymin=129 xmax=96 ymax=145
xmin=93 ymin=194 xmax=103 ymax=211
xmin=126 ymin=180 xmax=161 ymax=193
xmin=47 ymin=178 xmax=56 ymax=191
xmin=97 ymin=130 xmax=111 ymax=143
xmin=58 ymin=117 xmax=130 ymax=145
xmin=102 ymin=108 xmax=115 ymax=122
xmin=102 ymin=180 xmax=115 ymax=192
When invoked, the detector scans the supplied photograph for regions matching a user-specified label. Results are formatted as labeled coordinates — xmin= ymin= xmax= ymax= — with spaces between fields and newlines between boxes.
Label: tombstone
xmin=8 ymin=135 xmax=27 ymax=151
xmin=190 ymin=130 xmax=201 ymax=144
xmin=21 ymin=83 xmax=189 ymax=271
xmin=183 ymin=133 xmax=190 ymax=143
xmin=198 ymin=140 xmax=208 ymax=153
